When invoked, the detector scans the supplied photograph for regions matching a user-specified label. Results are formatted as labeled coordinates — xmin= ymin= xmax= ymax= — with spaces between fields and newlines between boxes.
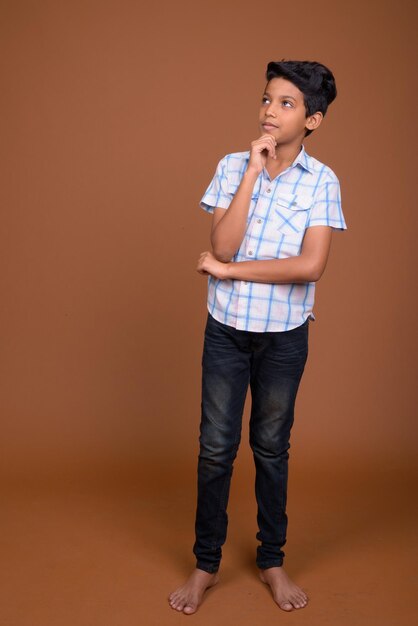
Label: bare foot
xmin=259 ymin=566 xmax=308 ymax=611
xmin=168 ymin=568 xmax=219 ymax=614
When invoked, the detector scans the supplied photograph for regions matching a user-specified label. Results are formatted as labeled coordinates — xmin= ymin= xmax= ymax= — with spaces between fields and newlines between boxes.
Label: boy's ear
xmin=305 ymin=111 xmax=323 ymax=132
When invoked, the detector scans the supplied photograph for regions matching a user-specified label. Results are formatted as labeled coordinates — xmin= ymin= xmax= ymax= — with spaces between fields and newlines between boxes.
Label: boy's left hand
xmin=197 ymin=251 xmax=229 ymax=280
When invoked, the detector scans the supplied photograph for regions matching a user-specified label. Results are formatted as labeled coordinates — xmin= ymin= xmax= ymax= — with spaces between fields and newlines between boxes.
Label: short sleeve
xmin=306 ymin=175 xmax=347 ymax=231
xmin=199 ymin=157 xmax=233 ymax=214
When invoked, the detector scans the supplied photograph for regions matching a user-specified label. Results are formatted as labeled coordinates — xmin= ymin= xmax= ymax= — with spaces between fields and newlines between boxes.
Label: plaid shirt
xmin=200 ymin=144 xmax=347 ymax=332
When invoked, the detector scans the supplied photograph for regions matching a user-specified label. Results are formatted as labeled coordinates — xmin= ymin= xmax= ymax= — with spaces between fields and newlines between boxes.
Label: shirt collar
xmin=291 ymin=144 xmax=313 ymax=173
xmin=245 ymin=143 xmax=313 ymax=174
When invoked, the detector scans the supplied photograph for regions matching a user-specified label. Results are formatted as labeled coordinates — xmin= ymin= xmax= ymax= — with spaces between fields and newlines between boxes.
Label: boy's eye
xmin=261 ymin=96 xmax=293 ymax=107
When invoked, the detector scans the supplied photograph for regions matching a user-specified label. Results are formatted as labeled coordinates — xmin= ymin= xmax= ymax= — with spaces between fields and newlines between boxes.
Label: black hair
xmin=265 ymin=60 xmax=337 ymax=137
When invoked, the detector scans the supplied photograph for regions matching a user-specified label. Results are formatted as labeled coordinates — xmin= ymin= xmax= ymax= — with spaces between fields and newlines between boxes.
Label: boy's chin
xmin=260 ymin=127 xmax=279 ymax=135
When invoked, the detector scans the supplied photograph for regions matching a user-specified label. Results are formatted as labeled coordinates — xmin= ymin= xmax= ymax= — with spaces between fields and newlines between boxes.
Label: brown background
xmin=1 ymin=1 xmax=417 ymax=625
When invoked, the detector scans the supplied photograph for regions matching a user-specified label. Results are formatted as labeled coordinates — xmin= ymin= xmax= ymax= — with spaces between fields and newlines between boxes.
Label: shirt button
xmin=266 ymin=188 xmax=271 ymax=193
xmin=256 ymin=218 xmax=262 ymax=224
xmin=248 ymin=250 xmax=253 ymax=256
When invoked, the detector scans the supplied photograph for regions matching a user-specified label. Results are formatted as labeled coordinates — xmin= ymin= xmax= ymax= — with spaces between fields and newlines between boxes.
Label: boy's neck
xmin=265 ymin=142 xmax=304 ymax=177
xmin=272 ymin=142 xmax=303 ymax=167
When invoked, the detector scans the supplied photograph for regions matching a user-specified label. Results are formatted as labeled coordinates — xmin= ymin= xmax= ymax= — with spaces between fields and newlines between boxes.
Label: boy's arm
xmin=210 ymin=170 xmax=258 ymax=262
xmin=197 ymin=225 xmax=333 ymax=284
xmin=210 ymin=134 xmax=277 ymax=262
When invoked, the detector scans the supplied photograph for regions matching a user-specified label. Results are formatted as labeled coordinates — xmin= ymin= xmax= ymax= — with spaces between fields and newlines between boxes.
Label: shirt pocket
xmin=274 ymin=192 xmax=314 ymax=235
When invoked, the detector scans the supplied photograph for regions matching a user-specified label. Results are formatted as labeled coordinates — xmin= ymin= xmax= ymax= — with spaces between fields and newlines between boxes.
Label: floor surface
xmin=1 ymin=464 xmax=417 ymax=626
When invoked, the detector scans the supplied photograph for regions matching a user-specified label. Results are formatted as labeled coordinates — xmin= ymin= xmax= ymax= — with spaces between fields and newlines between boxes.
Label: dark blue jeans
xmin=193 ymin=312 xmax=309 ymax=573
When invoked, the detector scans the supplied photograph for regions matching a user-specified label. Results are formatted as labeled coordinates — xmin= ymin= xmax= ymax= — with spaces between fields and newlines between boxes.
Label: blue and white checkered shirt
xmin=200 ymin=144 xmax=347 ymax=332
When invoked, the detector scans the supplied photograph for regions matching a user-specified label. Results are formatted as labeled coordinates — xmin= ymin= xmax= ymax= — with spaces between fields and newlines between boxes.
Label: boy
xmin=168 ymin=60 xmax=347 ymax=614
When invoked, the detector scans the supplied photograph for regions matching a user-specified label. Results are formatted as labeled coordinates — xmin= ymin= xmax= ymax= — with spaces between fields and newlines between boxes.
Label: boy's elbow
xmin=215 ymin=253 xmax=234 ymax=263
xmin=307 ymin=259 xmax=326 ymax=282
xmin=211 ymin=244 xmax=234 ymax=263
xmin=309 ymin=271 xmax=322 ymax=283
xmin=297 ymin=253 xmax=325 ymax=282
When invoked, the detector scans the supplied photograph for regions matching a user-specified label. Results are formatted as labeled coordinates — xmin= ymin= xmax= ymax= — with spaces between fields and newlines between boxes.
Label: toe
xmin=173 ymin=599 xmax=184 ymax=610
xmin=294 ymin=594 xmax=307 ymax=609
xmin=183 ymin=603 xmax=197 ymax=614
xmin=280 ymin=602 xmax=293 ymax=611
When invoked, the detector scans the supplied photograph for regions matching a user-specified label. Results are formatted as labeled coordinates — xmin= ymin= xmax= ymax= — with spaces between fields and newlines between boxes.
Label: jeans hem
xmin=196 ymin=562 xmax=220 ymax=574
xmin=257 ymin=560 xmax=284 ymax=570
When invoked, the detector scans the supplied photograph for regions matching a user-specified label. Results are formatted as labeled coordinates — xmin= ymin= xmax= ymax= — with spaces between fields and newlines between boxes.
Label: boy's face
xmin=259 ymin=77 xmax=313 ymax=144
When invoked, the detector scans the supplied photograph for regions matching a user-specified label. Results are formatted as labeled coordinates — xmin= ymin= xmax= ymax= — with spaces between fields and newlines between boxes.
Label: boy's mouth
xmin=262 ymin=122 xmax=278 ymax=130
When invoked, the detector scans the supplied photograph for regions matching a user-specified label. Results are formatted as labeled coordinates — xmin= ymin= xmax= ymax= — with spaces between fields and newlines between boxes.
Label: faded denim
xmin=193 ymin=312 xmax=309 ymax=573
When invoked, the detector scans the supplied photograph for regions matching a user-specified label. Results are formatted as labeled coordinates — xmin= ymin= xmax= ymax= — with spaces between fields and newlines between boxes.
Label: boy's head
xmin=265 ymin=60 xmax=337 ymax=137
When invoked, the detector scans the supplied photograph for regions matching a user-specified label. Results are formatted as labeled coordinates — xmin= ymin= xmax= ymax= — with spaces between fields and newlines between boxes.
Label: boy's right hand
xmin=247 ymin=134 xmax=277 ymax=174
